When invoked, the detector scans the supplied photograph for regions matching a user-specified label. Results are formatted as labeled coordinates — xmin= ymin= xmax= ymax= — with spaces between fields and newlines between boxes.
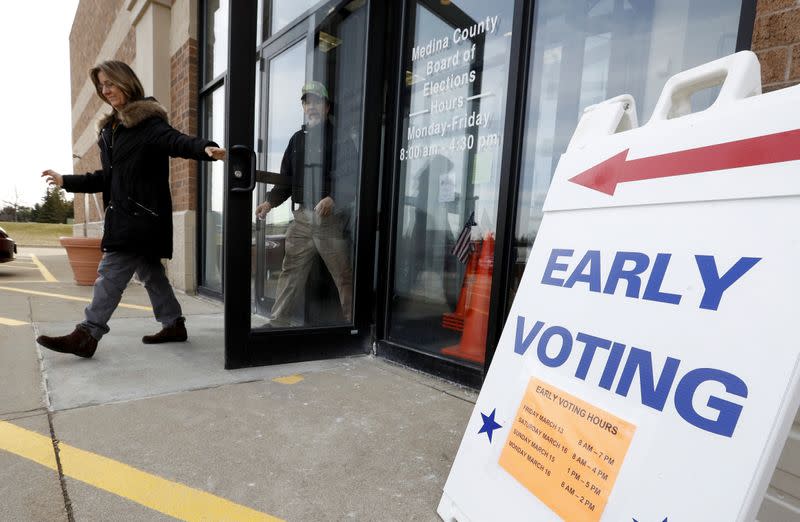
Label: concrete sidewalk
xmin=0 ymin=247 xmax=477 ymax=521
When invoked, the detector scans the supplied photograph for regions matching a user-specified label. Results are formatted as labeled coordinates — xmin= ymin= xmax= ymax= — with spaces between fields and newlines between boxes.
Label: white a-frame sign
xmin=438 ymin=51 xmax=800 ymax=521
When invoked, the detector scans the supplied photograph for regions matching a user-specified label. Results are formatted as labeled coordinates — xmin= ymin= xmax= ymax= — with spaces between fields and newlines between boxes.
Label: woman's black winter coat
xmin=62 ymin=99 xmax=217 ymax=259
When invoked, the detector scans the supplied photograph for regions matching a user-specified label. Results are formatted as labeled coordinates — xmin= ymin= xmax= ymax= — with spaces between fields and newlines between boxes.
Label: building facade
xmin=69 ymin=0 xmax=799 ymax=517
xmin=71 ymin=0 xmax=201 ymax=289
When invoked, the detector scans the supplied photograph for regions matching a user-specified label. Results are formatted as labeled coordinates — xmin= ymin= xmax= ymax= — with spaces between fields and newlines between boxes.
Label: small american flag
xmin=452 ymin=211 xmax=477 ymax=263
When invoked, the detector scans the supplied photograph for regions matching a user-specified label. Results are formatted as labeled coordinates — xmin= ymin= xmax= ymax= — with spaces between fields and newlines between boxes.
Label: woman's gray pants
xmin=80 ymin=251 xmax=183 ymax=340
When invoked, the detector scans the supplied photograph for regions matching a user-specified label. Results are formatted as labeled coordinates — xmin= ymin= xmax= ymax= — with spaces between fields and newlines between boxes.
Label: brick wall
xmin=70 ymin=0 xmax=135 ymax=226
xmin=72 ymin=28 xmax=136 ymax=145
xmin=169 ymin=38 xmax=201 ymax=212
xmin=69 ymin=0 xmax=125 ymax=106
xmin=753 ymin=0 xmax=800 ymax=91
xmin=71 ymin=25 xmax=136 ymax=225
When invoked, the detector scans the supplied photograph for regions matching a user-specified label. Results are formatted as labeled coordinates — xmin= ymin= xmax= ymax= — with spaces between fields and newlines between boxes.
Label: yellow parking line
xmin=0 ymin=280 xmax=61 ymax=284
xmin=0 ymin=421 xmax=283 ymax=522
xmin=0 ymin=286 xmax=151 ymax=311
xmin=29 ymin=254 xmax=58 ymax=282
xmin=0 ymin=317 xmax=28 ymax=326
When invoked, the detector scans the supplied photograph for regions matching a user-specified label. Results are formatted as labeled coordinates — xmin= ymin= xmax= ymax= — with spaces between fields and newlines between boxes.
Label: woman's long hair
xmin=89 ymin=61 xmax=145 ymax=107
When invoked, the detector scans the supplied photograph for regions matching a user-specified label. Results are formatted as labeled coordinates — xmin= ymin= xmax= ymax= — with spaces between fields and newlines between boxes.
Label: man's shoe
xmin=142 ymin=318 xmax=187 ymax=344
xmin=37 ymin=326 xmax=98 ymax=358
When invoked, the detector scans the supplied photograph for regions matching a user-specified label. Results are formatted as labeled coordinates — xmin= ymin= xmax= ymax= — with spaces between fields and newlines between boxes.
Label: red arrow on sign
xmin=569 ymin=128 xmax=800 ymax=195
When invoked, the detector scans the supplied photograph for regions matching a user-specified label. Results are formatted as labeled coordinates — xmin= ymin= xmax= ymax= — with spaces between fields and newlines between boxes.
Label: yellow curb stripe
xmin=29 ymin=254 xmax=58 ymax=282
xmin=272 ymin=375 xmax=304 ymax=385
xmin=0 ymin=317 xmax=28 ymax=326
xmin=0 ymin=286 xmax=152 ymax=311
xmin=0 ymin=421 xmax=283 ymax=522
xmin=59 ymin=445 xmax=284 ymax=522
xmin=0 ymin=421 xmax=59 ymax=470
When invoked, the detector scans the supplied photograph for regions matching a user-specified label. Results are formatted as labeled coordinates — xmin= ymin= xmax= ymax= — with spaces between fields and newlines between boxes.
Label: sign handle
xmin=649 ymin=50 xmax=761 ymax=123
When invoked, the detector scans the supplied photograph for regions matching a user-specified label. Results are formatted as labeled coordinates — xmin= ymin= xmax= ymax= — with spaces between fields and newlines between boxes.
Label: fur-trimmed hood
xmin=97 ymin=97 xmax=168 ymax=133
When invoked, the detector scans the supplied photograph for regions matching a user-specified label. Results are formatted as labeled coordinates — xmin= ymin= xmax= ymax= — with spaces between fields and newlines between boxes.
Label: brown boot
xmin=142 ymin=317 xmax=187 ymax=344
xmin=37 ymin=326 xmax=98 ymax=358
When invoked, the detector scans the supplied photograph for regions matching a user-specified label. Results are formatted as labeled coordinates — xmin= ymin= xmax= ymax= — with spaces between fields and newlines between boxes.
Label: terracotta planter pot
xmin=60 ymin=237 xmax=103 ymax=286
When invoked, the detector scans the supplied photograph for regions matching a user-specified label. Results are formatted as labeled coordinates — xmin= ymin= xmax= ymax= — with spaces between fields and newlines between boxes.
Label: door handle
xmin=229 ymin=144 xmax=257 ymax=192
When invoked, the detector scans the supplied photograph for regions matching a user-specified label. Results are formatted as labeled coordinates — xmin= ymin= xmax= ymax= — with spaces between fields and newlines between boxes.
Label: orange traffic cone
xmin=441 ymin=239 xmax=482 ymax=332
xmin=441 ymin=234 xmax=495 ymax=364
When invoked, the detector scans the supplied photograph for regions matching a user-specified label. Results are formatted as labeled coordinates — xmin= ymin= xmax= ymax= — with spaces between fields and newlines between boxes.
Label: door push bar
xmin=229 ymin=144 xmax=257 ymax=192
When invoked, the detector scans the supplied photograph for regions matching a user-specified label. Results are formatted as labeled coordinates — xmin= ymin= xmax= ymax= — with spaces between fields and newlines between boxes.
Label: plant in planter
xmin=61 ymin=192 xmax=103 ymax=286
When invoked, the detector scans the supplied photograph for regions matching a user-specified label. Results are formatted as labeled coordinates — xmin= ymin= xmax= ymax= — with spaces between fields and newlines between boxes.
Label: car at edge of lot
xmin=0 ymin=226 xmax=17 ymax=263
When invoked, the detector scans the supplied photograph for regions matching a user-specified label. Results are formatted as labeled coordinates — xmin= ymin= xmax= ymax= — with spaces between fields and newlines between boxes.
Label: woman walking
xmin=38 ymin=60 xmax=225 ymax=358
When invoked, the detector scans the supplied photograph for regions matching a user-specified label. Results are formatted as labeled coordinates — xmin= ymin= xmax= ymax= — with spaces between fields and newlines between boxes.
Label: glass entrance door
xmin=223 ymin=0 xmax=377 ymax=368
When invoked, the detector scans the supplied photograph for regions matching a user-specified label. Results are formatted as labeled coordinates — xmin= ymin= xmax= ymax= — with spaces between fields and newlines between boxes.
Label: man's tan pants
xmin=270 ymin=208 xmax=353 ymax=325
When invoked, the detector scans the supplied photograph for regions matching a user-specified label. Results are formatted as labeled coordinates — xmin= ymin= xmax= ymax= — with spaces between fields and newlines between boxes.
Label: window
xmin=265 ymin=0 xmax=321 ymax=38
xmin=509 ymin=0 xmax=743 ymax=305
xmin=201 ymin=88 xmax=225 ymax=291
xmin=203 ymin=0 xmax=228 ymax=83
xmin=199 ymin=0 xmax=229 ymax=293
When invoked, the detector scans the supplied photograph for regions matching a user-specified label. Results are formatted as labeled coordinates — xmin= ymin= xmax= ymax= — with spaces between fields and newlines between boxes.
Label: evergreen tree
xmin=35 ymin=187 xmax=73 ymax=224
xmin=16 ymin=206 xmax=33 ymax=222
xmin=0 ymin=206 xmax=15 ymax=221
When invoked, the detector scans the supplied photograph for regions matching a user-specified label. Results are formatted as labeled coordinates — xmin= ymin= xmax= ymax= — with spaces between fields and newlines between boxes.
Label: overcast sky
xmin=0 ymin=1 xmax=79 ymax=208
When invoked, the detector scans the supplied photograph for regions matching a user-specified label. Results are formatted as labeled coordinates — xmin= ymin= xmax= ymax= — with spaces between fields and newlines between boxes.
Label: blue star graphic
xmin=478 ymin=408 xmax=502 ymax=443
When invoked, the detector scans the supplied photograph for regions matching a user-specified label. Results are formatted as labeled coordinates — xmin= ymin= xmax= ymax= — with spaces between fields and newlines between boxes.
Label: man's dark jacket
xmin=266 ymin=120 xmax=357 ymax=212
xmin=62 ymin=98 xmax=217 ymax=259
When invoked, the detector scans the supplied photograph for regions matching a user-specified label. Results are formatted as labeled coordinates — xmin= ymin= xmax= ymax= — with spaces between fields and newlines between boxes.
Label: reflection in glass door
xmin=253 ymin=40 xmax=306 ymax=320
xmin=250 ymin=1 xmax=367 ymax=331
xmin=387 ymin=0 xmax=516 ymax=368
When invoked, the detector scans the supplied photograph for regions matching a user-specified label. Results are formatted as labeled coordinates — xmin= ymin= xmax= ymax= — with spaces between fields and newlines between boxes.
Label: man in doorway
xmin=256 ymin=81 xmax=356 ymax=327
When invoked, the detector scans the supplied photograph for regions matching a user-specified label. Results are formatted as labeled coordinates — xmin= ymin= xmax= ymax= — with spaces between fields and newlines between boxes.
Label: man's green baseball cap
xmin=301 ymin=81 xmax=329 ymax=101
